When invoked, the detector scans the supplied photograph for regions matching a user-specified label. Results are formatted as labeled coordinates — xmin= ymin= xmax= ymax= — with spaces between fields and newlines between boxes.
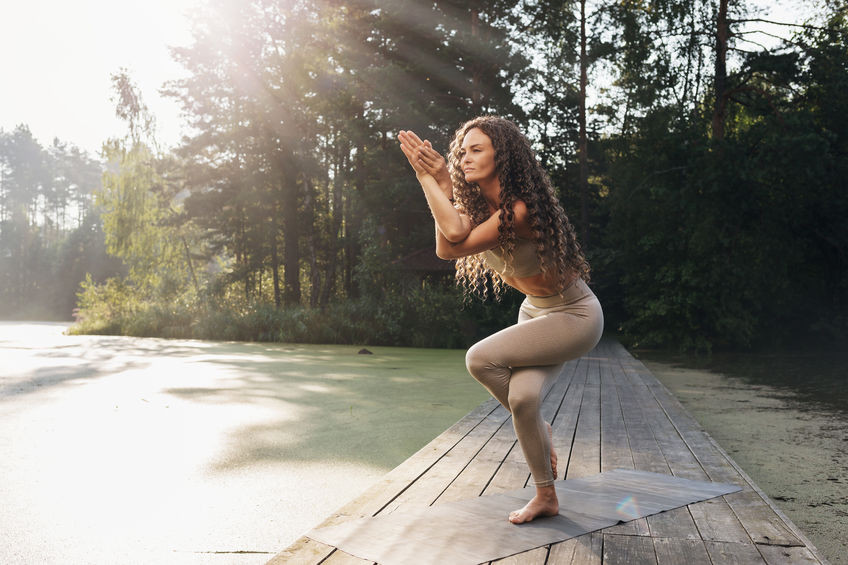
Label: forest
xmin=0 ymin=0 xmax=845 ymax=352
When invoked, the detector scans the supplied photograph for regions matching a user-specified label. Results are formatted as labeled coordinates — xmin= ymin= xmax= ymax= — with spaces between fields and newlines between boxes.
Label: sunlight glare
xmin=0 ymin=0 xmax=199 ymax=154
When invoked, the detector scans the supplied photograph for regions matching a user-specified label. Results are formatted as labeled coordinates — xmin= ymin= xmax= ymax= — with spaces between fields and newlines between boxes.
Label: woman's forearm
xmin=418 ymin=173 xmax=470 ymax=242
xmin=435 ymin=223 xmax=454 ymax=260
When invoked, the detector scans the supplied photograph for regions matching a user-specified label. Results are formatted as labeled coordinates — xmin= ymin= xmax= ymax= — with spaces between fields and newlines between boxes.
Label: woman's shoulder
xmin=510 ymin=199 xmax=534 ymax=239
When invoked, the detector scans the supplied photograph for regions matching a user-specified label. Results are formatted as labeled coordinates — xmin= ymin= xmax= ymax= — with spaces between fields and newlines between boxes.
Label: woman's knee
xmin=465 ymin=342 xmax=488 ymax=378
xmin=508 ymin=388 xmax=538 ymax=417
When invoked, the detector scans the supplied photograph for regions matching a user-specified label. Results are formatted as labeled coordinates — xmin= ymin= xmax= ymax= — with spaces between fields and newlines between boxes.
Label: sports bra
xmin=483 ymin=237 xmax=542 ymax=278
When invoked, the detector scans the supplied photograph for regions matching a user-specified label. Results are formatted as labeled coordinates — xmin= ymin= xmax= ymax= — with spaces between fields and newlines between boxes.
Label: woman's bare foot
xmin=547 ymin=421 xmax=558 ymax=479
xmin=509 ymin=486 xmax=559 ymax=524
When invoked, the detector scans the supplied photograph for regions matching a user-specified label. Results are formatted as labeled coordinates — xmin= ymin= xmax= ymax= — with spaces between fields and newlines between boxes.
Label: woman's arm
xmin=399 ymin=130 xmax=471 ymax=243
xmin=435 ymin=201 xmax=530 ymax=260
xmin=417 ymin=173 xmax=472 ymax=242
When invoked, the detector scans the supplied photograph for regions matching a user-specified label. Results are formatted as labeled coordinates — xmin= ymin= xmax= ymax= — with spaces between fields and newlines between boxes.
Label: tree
xmin=96 ymin=71 xmax=193 ymax=302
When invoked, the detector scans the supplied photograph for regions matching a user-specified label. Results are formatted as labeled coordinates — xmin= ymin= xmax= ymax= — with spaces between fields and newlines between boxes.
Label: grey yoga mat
xmin=307 ymin=468 xmax=742 ymax=565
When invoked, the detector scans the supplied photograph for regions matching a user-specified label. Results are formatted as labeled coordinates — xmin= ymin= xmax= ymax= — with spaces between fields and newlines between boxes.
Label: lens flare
xmin=616 ymin=495 xmax=640 ymax=520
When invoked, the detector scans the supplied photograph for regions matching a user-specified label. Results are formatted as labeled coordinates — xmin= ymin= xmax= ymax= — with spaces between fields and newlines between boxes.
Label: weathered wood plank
xmin=599 ymin=348 xmax=634 ymax=472
xmin=610 ymin=364 xmax=705 ymax=541
xmin=546 ymin=538 xmax=577 ymax=563
xmin=547 ymin=532 xmax=603 ymax=565
xmin=723 ymin=489 xmax=804 ymax=546
xmin=703 ymin=540 xmax=767 ymax=565
xmin=600 ymin=348 xmax=650 ymax=537
xmin=602 ymin=533 xmax=657 ymax=565
xmin=757 ymin=544 xmax=822 ymax=565
xmin=549 ymin=360 xmax=587 ymax=482
xmin=615 ymin=354 xmax=753 ymax=544
xmin=653 ymin=537 xmax=711 ymax=565
xmin=437 ymin=415 xmax=516 ymax=502
xmin=566 ymin=356 xmax=601 ymax=479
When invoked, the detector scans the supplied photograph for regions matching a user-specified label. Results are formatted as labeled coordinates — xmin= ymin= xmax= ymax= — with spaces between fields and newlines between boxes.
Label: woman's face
xmin=460 ymin=127 xmax=497 ymax=184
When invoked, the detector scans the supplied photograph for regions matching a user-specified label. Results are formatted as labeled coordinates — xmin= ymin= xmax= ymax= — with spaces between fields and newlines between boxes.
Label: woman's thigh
xmin=470 ymin=303 xmax=602 ymax=370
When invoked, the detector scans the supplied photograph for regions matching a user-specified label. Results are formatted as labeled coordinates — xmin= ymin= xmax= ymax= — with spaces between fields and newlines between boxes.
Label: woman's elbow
xmin=443 ymin=228 xmax=470 ymax=243
xmin=435 ymin=245 xmax=458 ymax=260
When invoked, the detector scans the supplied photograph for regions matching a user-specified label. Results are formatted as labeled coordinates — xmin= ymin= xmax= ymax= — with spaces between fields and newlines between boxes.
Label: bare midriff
xmin=503 ymin=269 xmax=579 ymax=297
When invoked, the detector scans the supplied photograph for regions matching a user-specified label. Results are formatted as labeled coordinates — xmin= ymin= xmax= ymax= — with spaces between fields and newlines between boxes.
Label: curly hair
xmin=448 ymin=115 xmax=590 ymax=300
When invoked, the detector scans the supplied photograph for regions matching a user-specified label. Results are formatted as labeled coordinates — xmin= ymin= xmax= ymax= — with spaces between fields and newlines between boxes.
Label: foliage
xmin=0 ymin=125 xmax=118 ymax=319
xmin=10 ymin=0 xmax=842 ymax=352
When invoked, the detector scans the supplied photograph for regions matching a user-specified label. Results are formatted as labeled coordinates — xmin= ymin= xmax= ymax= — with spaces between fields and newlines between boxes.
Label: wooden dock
xmin=271 ymin=339 xmax=829 ymax=564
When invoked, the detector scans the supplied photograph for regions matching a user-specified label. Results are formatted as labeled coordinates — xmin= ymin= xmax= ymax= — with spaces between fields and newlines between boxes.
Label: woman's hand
xmin=398 ymin=130 xmax=428 ymax=177
xmin=398 ymin=130 xmax=452 ymax=196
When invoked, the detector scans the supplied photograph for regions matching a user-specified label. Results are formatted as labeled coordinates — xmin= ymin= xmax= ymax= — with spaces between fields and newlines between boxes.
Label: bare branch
xmin=733 ymin=36 xmax=774 ymax=51
xmin=729 ymin=18 xmax=832 ymax=32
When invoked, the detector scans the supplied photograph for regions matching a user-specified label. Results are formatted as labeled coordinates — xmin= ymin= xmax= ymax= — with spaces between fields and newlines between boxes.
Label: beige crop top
xmin=483 ymin=237 xmax=542 ymax=278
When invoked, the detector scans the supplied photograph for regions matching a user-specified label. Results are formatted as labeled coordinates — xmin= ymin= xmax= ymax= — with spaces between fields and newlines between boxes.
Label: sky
xmin=0 ymin=0 xmax=197 ymax=156
xmin=0 ymin=0 xmax=818 ymax=158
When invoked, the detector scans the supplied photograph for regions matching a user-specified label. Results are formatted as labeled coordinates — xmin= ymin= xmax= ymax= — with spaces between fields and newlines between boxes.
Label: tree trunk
xmin=280 ymin=149 xmax=300 ymax=306
xmin=346 ymin=140 xmax=364 ymax=300
xmin=271 ymin=215 xmax=282 ymax=308
xmin=578 ymin=0 xmax=589 ymax=249
xmin=182 ymin=235 xmax=200 ymax=295
xmin=711 ymin=0 xmax=729 ymax=141
xmin=321 ymin=144 xmax=345 ymax=306
xmin=302 ymin=177 xmax=320 ymax=308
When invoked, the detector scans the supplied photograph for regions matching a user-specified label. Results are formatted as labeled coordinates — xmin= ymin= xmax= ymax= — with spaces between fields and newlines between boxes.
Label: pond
xmin=636 ymin=349 xmax=848 ymax=565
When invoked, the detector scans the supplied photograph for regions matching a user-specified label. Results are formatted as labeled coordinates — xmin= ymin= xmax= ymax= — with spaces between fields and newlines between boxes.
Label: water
xmin=636 ymin=349 xmax=848 ymax=565
xmin=0 ymin=322 xmax=487 ymax=564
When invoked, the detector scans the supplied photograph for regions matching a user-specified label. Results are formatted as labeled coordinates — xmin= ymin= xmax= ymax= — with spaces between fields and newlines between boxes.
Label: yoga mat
xmin=307 ymin=469 xmax=742 ymax=565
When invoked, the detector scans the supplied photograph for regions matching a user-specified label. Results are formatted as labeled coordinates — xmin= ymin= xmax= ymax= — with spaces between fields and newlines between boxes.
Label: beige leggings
xmin=465 ymin=278 xmax=603 ymax=487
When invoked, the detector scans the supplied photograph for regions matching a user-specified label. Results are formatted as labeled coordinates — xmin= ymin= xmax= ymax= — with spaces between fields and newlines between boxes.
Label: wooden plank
xmin=602 ymin=349 xmax=666 ymax=537
xmin=549 ymin=360 xmax=587 ymax=481
xmin=645 ymin=507 xmax=700 ymax=541
xmin=540 ymin=360 xmax=581 ymax=480
xmin=723 ymin=489 xmax=804 ymax=546
xmin=602 ymin=533 xmax=658 ymax=565
xmin=703 ymin=541 xmax=768 ymax=565
xmin=615 ymin=354 xmax=753 ymax=544
xmin=598 ymin=345 xmax=648 ymax=537
xmin=653 ymin=537 xmax=711 ymax=565
xmin=565 ymin=356 xmax=600 ymax=479
xmin=547 ymin=532 xmax=602 ymax=565
xmin=599 ymin=347 xmax=634 ymax=472
xmin=608 ymin=353 xmax=670 ymax=475
xmin=757 ymin=544 xmax=822 ymax=565
xmin=437 ymin=415 xmax=516 ymax=502
xmin=267 ymin=538 xmax=338 ymax=565
xmin=546 ymin=538 xmax=576 ymax=563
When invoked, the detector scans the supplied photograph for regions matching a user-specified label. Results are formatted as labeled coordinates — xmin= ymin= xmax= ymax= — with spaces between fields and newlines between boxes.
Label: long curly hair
xmin=448 ymin=116 xmax=590 ymax=300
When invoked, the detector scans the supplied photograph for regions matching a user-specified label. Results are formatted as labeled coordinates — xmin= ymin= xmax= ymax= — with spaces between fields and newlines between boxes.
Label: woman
xmin=398 ymin=116 xmax=603 ymax=524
